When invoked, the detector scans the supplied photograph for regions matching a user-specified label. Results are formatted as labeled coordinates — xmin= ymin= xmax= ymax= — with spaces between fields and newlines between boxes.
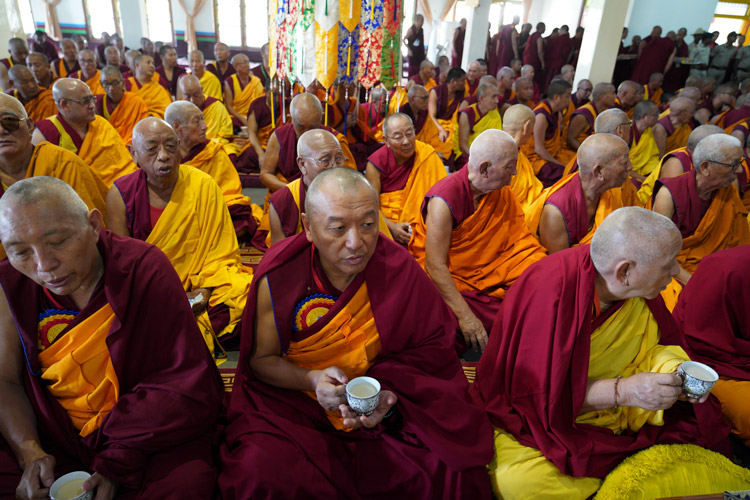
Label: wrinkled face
xmin=11 ymin=72 xmax=40 ymax=100
xmin=0 ymin=108 xmax=33 ymax=158
xmin=59 ymin=86 xmax=96 ymax=123
xmin=78 ymin=53 xmax=97 ymax=75
xmin=476 ymin=148 xmax=518 ymax=192
xmin=178 ymin=111 xmax=208 ymax=146
xmin=467 ymin=62 xmax=480 ymax=81
xmin=626 ymin=243 xmax=681 ymax=299
xmin=26 ymin=56 xmax=51 ymax=84
xmin=641 ymin=107 xmax=660 ymax=128
xmin=577 ymin=82 xmax=593 ymax=100
xmin=180 ymin=82 xmax=205 ymax=107
xmin=409 ymin=88 xmax=429 ymax=113
xmin=420 ymin=62 xmax=435 ymax=82
xmin=10 ymin=44 xmax=29 ymax=63
xmin=515 ymin=82 xmax=533 ymax=101
xmin=498 ymin=72 xmax=514 ymax=89
xmin=137 ymin=55 xmax=155 ymax=78
xmin=521 ymin=67 xmax=534 ymax=80
xmin=303 ymin=186 xmax=379 ymax=282
xmin=601 ymin=147 xmax=633 ymax=188
xmin=298 ymin=141 xmax=345 ymax=185
xmin=132 ymin=128 xmax=181 ymax=185
xmin=550 ymin=88 xmax=572 ymax=112
xmin=163 ymin=48 xmax=177 ymax=67
xmin=292 ymin=111 xmax=322 ymax=138
xmin=234 ymin=57 xmax=250 ymax=76
xmin=104 ymin=47 xmax=120 ymax=65
xmin=384 ymin=117 xmax=416 ymax=161
xmin=0 ymin=201 xmax=101 ymax=299
xmin=705 ymin=145 xmax=745 ymax=188
xmin=101 ymin=73 xmax=125 ymax=102
xmin=189 ymin=53 xmax=205 ymax=75
xmin=62 ymin=40 xmax=77 ymax=60
xmin=214 ymin=44 xmax=230 ymax=62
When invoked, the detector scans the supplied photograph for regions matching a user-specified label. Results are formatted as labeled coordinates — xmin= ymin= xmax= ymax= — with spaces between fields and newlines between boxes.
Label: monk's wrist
xmin=16 ymin=440 xmax=47 ymax=470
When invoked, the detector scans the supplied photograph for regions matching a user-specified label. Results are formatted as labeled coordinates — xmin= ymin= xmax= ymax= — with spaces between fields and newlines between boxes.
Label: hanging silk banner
xmin=337 ymin=0 xmax=361 ymax=85
xmin=314 ymin=0 xmax=339 ymax=89
xmin=296 ymin=1 xmax=316 ymax=88
xmin=268 ymin=0 xmax=280 ymax=78
xmin=379 ymin=0 xmax=402 ymax=89
xmin=357 ymin=0 xmax=384 ymax=89
xmin=286 ymin=0 xmax=301 ymax=83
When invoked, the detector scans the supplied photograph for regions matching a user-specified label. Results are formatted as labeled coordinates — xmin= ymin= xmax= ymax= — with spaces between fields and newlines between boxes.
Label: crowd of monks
xmin=0 ymin=21 xmax=749 ymax=499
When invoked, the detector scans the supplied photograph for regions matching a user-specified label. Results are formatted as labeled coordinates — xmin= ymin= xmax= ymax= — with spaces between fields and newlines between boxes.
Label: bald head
xmin=231 ymin=53 xmax=249 ymax=65
xmin=617 ymin=80 xmax=640 ymax=106
xmin=669 ymin=96 xmax=696 ymax=125
xmin=577 ymin=134 xmax=629 ymax=176
xmin=469 ymin=129 xmax=515 ymax=166
xmin=0 ymin=93 xmax=28 ymax=118
xmin=304 ymin=167 xmax=378 ymax=222
xmin=8 ymin=64 xmax=34 ymax=81
xmin=592 ymin=82 xmax=615 ymax=102
xmin=290 ymin=93 xmax=323 ymax=131
xmin=479 ymin=75 xmax=497 ymax=87
xmin=382 ymin=112 xmax=414 ymax=138
xmin=52 ymin=78 xmax=92 ymax=103
xmin=686 ymin=124 xmax=724 ymax=152
xmin=179 ymin=74 xmax=202 ymax=95
xmin=298 ymin=129 xmax=342 ymax=159
xmin=594 ymin=108 xmax=629 ymax=134
xmin=678 ymin=86 xmax=701 ymax=105
xmin=164 ymin=100 xmax=201 ymax=128
xmin=132 ymin=117 xmax=177 ymax=146
xmin=501 ymin=104 xmax=534 ymax=134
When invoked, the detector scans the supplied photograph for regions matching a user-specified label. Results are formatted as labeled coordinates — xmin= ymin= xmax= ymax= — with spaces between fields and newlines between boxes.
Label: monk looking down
xmin=218 ymin=167 xmax=494 ymax=499
xmin=26 ymin=53 xmax=56 ymax=90
xmin=127 ymin=54 xmax=172 ymax=119
xmin=187 ymin=50 xmax=223 ymax=103
xmin=502 ymin=104 xmax=544 ymax=211
xmin=366 ymin=113 xmax=446 ymax=246
xmin=223 ymin=54 xmax=263 ymax=128
xmin=179 ymin=74 xmax=235 ymax=149
xmin=412 ymin=130 xmax=546 ymax=351
xmin=653 ymin=96 xmax=695 ymax=158
xmin=96 ymin=65 xmax=149 ymax=146
xmin=0 ymin=177 xmax=222 ymax=499
xmin=6 ymin=65 xmax=56 ymax=122
xmin=453 ymin=83 xmax=502 ymax=168
xmin=32 ymin=78 xmax=137 ymax=188
xmin=106 ymin=117 xmax=253 ymax=359
xmin=566 ymin=82 xmax=616 ymax=152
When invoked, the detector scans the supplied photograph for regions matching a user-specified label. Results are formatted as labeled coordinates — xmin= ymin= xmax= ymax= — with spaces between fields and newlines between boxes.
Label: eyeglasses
xmin=0 ymin=116 xmax=23 ymax=132
xmin=413 ymin=94 xmax=429 ymax=100
xmin=710 ymin=157 xmax=745 ymax=171
xmin=386 ymin=129 xmax=416 ymax=142
xmin=65 ymin=96 xmax=97 ymax=106
xmin=102 ymin=79 xmax=123 ymax=88
xmin=302 ymin=155 xmax=346 ymax=168
xmin=617 ymin=121 xmax=633 ymax=128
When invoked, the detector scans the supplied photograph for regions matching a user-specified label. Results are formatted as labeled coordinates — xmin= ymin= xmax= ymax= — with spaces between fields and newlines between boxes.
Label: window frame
xmin=215 ymin=0 xmax=268 ymax=50
xmin=144 ymin=0 xmax=177 ymax=46
xmin=81 ymin=0 xmax=122 ymax=42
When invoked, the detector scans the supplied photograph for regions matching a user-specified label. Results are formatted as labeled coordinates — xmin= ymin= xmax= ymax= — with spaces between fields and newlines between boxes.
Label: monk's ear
xmin=297 ymin=157 xmax=307 ymax=178
xmin=479 ymin=161 xmax=491 ymax=177
xmin=593 ymin=163 xmax=604 ymax=179
xmin=87 ymin=208 xmax=104 ymax=235
xmin=614 ymin=260 xmax=632 ymax=286
xmin=698 ymin=161 xmax=711 ymax=176
xmin=301 ymin=212 xmax=314 ymax=243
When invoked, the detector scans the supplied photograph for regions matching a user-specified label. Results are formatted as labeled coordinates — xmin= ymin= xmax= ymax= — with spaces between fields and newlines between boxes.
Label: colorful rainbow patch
xmin=293 ymin=294 xmax=337 ymax=332
xmin=38 ymin=309 xmax=77 ymax=350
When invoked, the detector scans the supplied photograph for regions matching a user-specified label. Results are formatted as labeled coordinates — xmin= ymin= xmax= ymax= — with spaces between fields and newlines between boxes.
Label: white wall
xmin=2 ymin=0 xmax=25 ymax=40
xmin=527 ymin=0 xmax=583 ymax=33
xmin=624 ymin=0 xmax=719 ymax=43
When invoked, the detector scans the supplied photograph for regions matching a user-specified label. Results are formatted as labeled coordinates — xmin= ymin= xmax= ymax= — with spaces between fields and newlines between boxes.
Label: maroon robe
xmin=219 ymin=233 xmax=494 ymax=499
xmin=674 ymin=246 xmax=750 ymax=380
xmin=268 ymin=180 xmax=307 ymax=238
xmin=273 ymin=123 xmax=341 ymax=181
xmin=251 ymin=64 xmax=269 ymax=87
xmin=234 ymin=95 xmax=279 ymax=172
xmin=398 ymin=102 xmax=428 ymax=135
xmin=453 ymin=105 xmax=489 ymax=168
xmin=155 ymin=64 xmax=186 ymax=97
xmin=722 ymin=105 xmax=750 ymax=129
xmin=497 ymin=87 xmax=514 ymax=108
xmin=405 ymin=25 xmax=425 ymax=77
xmin=523 ymin=32 xmax=543 ymax=72
xmin=0 ymin=230 xmax=222 ymax=498
xmin=664 ymin=40 xmax=689 ymax=92
xmin=452 ymin=27 xmax=466 ymax=67
xmin=52 ymin=58 xmax=80 ymax=77
xmin=207 ymin=61 xmax=236 ymax=82
xmin=497 ymin=25 xmax=517 ymax=70
xmin=433 ymin=83 xmax=465 ymax=120
xmin=570 ymin=92 xmax=590 ymax=109
xmin=631 ymin=36 xmax=675 ymax=84
xmin=471 ymin=244 xmax=730 ymax=478
xmin=31 ymin=39 xmax=59 ymax=63
xmin=653 ymin=170 xmax=711 ymax=238
xmin=663 ymin=149 xmax=694 ymax=174
xmin=544 ymin=33 xmax=573 ymax=89
xmin=544 ymin=173 xmax=596 ymax=245
xmin=488 ymin=33 xmax=503 ymax=79
xmin=367 ymin=144 xmax=415 ymax=192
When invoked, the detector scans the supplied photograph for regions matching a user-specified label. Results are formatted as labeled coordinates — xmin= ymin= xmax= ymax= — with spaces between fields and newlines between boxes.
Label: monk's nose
xmin=34 ymin=248 xmax=60 ymax=274
xmin=345 ymin=227 xmax=363 ymax=251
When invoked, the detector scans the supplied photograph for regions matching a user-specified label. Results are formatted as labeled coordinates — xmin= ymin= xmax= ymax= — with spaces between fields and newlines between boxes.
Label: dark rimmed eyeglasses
xmin=0 ymin=116 xmax=23 ymax=132
xmin=65 ymin=96 xmax=97 ymax=106
xmin=710 ymin=157 xmax=745 ymax=170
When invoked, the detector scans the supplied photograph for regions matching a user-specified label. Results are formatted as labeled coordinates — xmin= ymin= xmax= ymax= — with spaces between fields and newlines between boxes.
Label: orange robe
xmin=521 ymin=100 xmax=576 ymax=181
xmin=202 ymin=97 xmax=234 ymax=143
xmin=510 ymin=149 xmax=544 ymax=212
xmin=568 ymin=101 xmax=599 ymax=147
xmin=127 ymin=76 xmax=172 ymax=119
xmin=655 ymin=114 xmax=692 ymax=155
xmin=643 ymin=84 xmax=663 ymax=105
xmin=35 ymin=115 xmax=138 ymax=188
xmin=11 ymin=88 xmax=56 ymax=121
xmin=71 ymin=69 xmax=105 ymax=96
xmin=96 ymin=91 xmax=149 ymax=146
xmin=226 ymin=74 xmax=264 ymax=118
xmin=199 ymin=70 xmax=223 ymax=102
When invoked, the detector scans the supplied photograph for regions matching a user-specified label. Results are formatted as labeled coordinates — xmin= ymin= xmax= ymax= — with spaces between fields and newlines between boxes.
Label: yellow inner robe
xmin=452 ymin=104 xmax=503 ymax=158
xmin=46 ymin=115 xmax=137 ymax=188
xmin=489 ymin=297 xmax=690 ymax=500
xmin=521 ymin=103 xmax=577 ymax=174
xmin=39 ymin=303 xmax=120 ymax=438
xmin=630 ymin=126 xmax=661 ymax=177
xmin=284 ymin=282 xmax=381 ymax=431
xmin=101 ymin=91 xmax=149 ymax=146
xmin=203 ymin=99 xmax=235 ymax=143
xmin=510 ymin=149 xmax=543 ymax=212
xmin=128 ymin=76 xmax=172 ymax=119
xmin=228 ymin=74 xmax=264 ymax=117
xmin=13 ymin=87 xmax=56 ymax=122
xmin=199 ymin=71 xmax=224 ymax=102
xmin=145 ymin=165 xmax=253 ymax=358
xmin=76 ymin=70 xmax=104 ymax=96
xmin=637 ymin=147 xmax=689 ymax=207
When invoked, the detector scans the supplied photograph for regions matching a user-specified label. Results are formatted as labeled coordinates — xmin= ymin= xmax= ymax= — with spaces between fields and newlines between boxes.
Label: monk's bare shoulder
xmin=0 ymin=285 xmax=23 ymax=383
xmin=539 ymin=203 xmax=569 ymax=253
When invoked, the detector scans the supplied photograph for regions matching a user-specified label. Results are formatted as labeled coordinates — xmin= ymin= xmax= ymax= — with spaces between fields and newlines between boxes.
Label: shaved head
xmin=132 ymin=116 xmax=177 ymax=145
xmin=164 ymin=100 xmax=201 ymax=127
xmin=290 ymin=92 xmax=323 ymax=131
xmin=8 ymin=64 xmax=34 ymax=81
xmin=594 ymin=108 xmax=629 ymax=134
xmin=678 ymin=86 xmax=701 ymax=104
xmin=52 ymin=78 xmax=91 ymax=103
xmin=189 ymin=50 xmax=205 ymax=62
xmin=305 ymin=167 xmax=377 ymax=222
xmin=0 ymin=176 xmax=89 ymax=232
xmin=231 ymin=53 xmax=249 ymax=65
xmin=179 ymin=74 xmax=201 ymax=94
xmin=501 ymin=104 xmax=534 ymax=134
xmin=592 ymin=82 xmax=615 ymax=102
xmin=298 ymin=129 xmax=341 ymax=158
xmin=0 ymin=93 xmax=28 ymax=118
xmin=578 ymin=133 xmax=629 ymax=177
xmin=479 ymin=75 xmax=497 ymax=87
xmin=77 ymin=49 xmax=96 ymax=62
xmin=467 ymin=129 xmax=518 ymax=193
xmin=686 ymin=124 xmax=724 ymax=152
xmin=669 ymin=96 xmax=696 ymax=124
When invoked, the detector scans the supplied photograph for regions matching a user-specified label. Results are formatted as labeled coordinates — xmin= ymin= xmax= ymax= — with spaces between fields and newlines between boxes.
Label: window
xmin=711 ymin=0 xmax=750 ymax=43
xmin=715 ymin=1 xmax=749 ymax=17
xmin=18 ymin=0 xmax=36 ymax=35
xmin=145 ymin=0 xmax=175 ymax=44
xmin=214 ymin=0 xmax=268 ymax=49
xmin=83 ymin=0 xmax=121 ymax=38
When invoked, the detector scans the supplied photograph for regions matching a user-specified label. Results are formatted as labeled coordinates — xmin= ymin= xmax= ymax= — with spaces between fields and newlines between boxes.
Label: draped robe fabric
xmin=95 ymin=91 xmax=149 ymax=146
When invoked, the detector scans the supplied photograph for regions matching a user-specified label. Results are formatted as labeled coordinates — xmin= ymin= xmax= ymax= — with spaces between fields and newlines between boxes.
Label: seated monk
xmin=506 ymin=76 xmax=536 ymax=109
xmin=453 ymin=83 xmax=502 ymax=169
xmin=397 ymin=84 xmax=448 ymax=158
xmin=102 ymin=46 xmax=129 ymax=77
xmin=405 ymin=60 xmax=437 ymax=92
xmin=261 ymin=93 xmax=355 ymax=193
xmin=179 ymin=74 xmax=235 ymax=149
xmin=69 ymin=50 xmax=104 ymax=96
xmin=0 ymin=177 xmax=222 ymax=499
xmin=629 ymin=100 xmax=662 ymax=181
xmin=106 ymin=117 xmax=253 ymax=358
xmin=457 ymin=75 xmax=496 ymax=113
xmin=6 ymin=65 xmax=56 ymax=121
xmin=644 ymin=72 xmax=664 ymax=105
xmin=411 ymin=130 xmax=546 ymax=351
xmin=365 ymin=113 xmax=446 ymax=246
xmin=652 ymin=133 xmax=750 ymax=285
xmin=638 ymin=124 xmax=724 ymax=205
xmin=520 ymin=79 xmax=576 ymax=187
xmin=207 ymin=42 xmax=236 ymax=83
xmin=496 ymin=67 xmax=516 ymax=115
xmin=26 ymin=53 xmax=56 ymax=89
xmin=218 ymin=167 xmax=494 ymax=499
xmin=32 ymin=78 xmax=137 ymax=188
xmin=614 ymin=80 xmax=642 ymax=119
xmin=472 ymin=206 xmax=731 ymax=500
xmin=428 ymin=67 xmax=466 ymax=158
xmin=0 ymin=38 xmax=28 ymax=91
xmin=653 ymin=97 xmax=695 ymax=159
xmin=501 ymin=104 xmax=543 ymax=211
xmin=165 ymin=101 xmax=265 ymax=248
xmin=51 ymin=39 xmax=79 ymax=79
xmin=127 ymin=54 xmax=172 ymax=119
xmin=235 ymin=88 xmax=286 ymax=173
xmin=223 ymin=54 xmax=263 ymax=129
xmin=527 ymin=134 xmax=630 ymax=254
xmin=95 ymin=65 xmax=149 ymax=146
xmin=565 ymin=82 xmax=616 ymax=152
xmin=519 ymin=65 xmax=541 ymax=102
xmin=186 ymin=50 xmax=223 ymax=102
xmin=674 ymin=246 xmax=750 ymax=447
xmin=155 ymin=45 xmax=186 ymax=98
xmin=465 ymin=60 xmax=481 ymax=96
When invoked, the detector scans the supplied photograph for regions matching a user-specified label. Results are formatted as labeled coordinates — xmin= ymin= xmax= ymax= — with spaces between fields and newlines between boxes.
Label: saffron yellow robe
xmin=510 ymin=150 xmax=543 ymax=212
xmin=452 ymin=104 xmax=503 ymax=158
xmin=227 ymin=74 xmax=264 ymax=118
xmin=127 ymin=76 xmax=172 ymax=119
xmin=72 ymin=69 xmax=105 ymax=96
xmin=630 ymin=126 xmax=661 ymax=177
xmin=203 ymin=98 xmax=234 ymax=143
xmin=100 ymin=91 xmax=149 ymax=146
xmin=11 ymin=87 xmax=56 ymax=122
xmin=638 ymin=147 xmax=689 ymax=207
xmin=199 ymin=70 xmax=224 ymax=102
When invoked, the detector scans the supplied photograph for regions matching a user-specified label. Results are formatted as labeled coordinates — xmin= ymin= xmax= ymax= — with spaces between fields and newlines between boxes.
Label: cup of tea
xmin=50 ymin=471 xmax=93 ymax=500
xmin=346 ymin=376 xmax=381 ymax=416
xmin=677 ymin=361 xmax=719 ymax=398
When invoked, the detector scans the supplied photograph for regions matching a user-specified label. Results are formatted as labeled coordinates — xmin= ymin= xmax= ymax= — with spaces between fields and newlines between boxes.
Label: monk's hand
xmin=312 ymin=366 xmax=349 ymax=411
xmin=438 ymin=126 xmax=449 ymax=142
xmin=389 ymin=222 xmax=412 ymax=245
xmin=340 ymin=390 xmax=398 ymax=429
xmin=621 ymin=372 xmax=683 ymax=411
xmin=83 ymin=473 xmax=118 ymax=500
xmin=187 ymin=288 xmax=211 ymax=315
xmin=459 ymin=313 xmax=488 ymax=352
xmin=15 ymin=451 xmax=55 ymax=500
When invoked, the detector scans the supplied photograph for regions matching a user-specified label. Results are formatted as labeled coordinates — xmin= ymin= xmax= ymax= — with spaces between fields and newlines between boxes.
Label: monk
xmin=496 ymin=67 xmax=516 ymax=113
xmin=644 ymin=72 xmax=664 ymax=105
xmin=629 ymin=100 xmax=662 ymax=179
xmin=653 ymin=97 xmax=696 ymax=159
xmin=396 ymin=84 xmax=446 ymax=158
xmin=96 ymin=66 xmax=149 ymax=146
xmin=219 ymin=167 xmax=494 ymax=499
xmin=26 ymin=53 xmax=55 ymax=89
xmin=406 ymin=60 xmax=436 ymax=92
xmin=261 ymin=93 xmax=355 ymax=193
xmin=491 ymin=16 xmax=520 ymax=77
xmin=695 ymin=84 xmax=735 ymax=125
xmin=6 ymin=65 xmax=56 ymax=122
xmin=428 ymin=67 xmax=466 ymax=159
xmin=452 ymin=19 xmax=467 ymax=67
xmin=465 ymin=60 xmax=481 ymax=97
xmin=223 ymin=54 xmax=264 ymax=128
xmin=155 ymin=45 xmax=186 ymax=97
xmin=652 ymin=133 xmax=750 ymax=283
xmin=412 ymin=130 xmax=546 ymax=350
xmin=138 ymin=37 xmax=161 ymax=68
xmin=69 ymin=50 xmax=104 ymax=96
xmin=103 ymin=46 xmax=128 ymax=75
xmin=237 ymin=88 xmax=283 ymax=171
xmin=522 ymin=22 xmax=546 ymax=89
xmin=506 ymin=76 xmax=535 ymax=108
xmin=566 ymin=82 xmax=616 ymax=152
xmin=473 ymin=206 xmax=731 ymax=500
xmin=0 ymin=38 xmax=28 ymax=90
xmin=571 ymin=79 xmax=593 ymax=108
xmin=614 ymin=80 xmax=643 ymax=119
xmin=502 ymin=104 xmax=543 ymax=211
xmin=165 ymin=101 xmax=263 ymax=245
xmin=631 ymin=26 xmax=676 ymax=84
xmin=127 ymin=54 xmax=172 ymax=119
xmin=519 ymin=65 xmax=540 ymax=102
xmin=674 ymin=246 xmax=750 ymax=447
xmin=51 ymin=39 xmax=79 ymax=79
xmin=453 ymin=83 xmax=502 ymax=168
xmin=207 ymin=42 xmax=236 ymax=83
xmin=188 ymin=50 xmax=223 ymax=102
xmin=32 ymin=78 xmax=137 ymax=188
xmin=30 ymin=30 xmax=58 ymax=63
xmin=107 ymin=118 xmax=253 ymax=358
xmin=527 ymin=134 xmax=630 ymax=253
xmin=251 ymin=43 xmax=269 ymax=86
xmin=366 ymin=113 xmax=446 ymax=247
xmin=0 ymin=177 xmax=222 ymax=499
xmin=179 ymin=74 xmax=234 ymax=146
xmin=544 ymin=25 xmax=573 ymax=89
xmin=521 ymin=79 xmax=575 ymax=187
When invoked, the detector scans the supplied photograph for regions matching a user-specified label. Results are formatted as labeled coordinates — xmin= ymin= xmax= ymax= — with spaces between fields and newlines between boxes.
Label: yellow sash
xmin=200 ymin=71 xmax=223 ymax=102
xmin=452 ymin=105 xmax=503 ymax=157
xmin=629 ymin=127 xmax=661 ymax=177
xmin=510 ymin=150 xmax=543 ymax=212
xmin=39 ymin=304 xmax=120 ymax=437
xmin=230 ymin=74 xmax=263 ymax=116
xmin=183 ymin=139 xmax=251 ymax=208
xmin=284 ymin=282 xmax=381 ymax=430
xmin=637 ymin=147 xmax=689 ymax=207
xmin=128 ymin=77 xmax=172 ymax=119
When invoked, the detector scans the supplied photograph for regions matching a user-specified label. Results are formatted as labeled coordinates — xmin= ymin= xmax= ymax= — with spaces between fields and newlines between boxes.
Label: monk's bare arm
xmin=533 ymin=113 xmax=562 ymax=165
xmin=652 ymin=188 xmax=692 ymax=284
xmin=30 ymin=128 xmax=46 ymax=146
xmin=246 ymin=111 xmax=265 ymax=163
xmin=260 ymin=134 xmax=288 ymax=192
xmin=268 ymin=204 xmax=285 ymax=245
xmin=428 ymin=89 xmax=447 ymax=140
xmin=223 ymin=81 xmax=247 ymax=127
xmin=652 ymin=123 xmax=667 ymax=159
xmin=565 ymin=114 xmax=588 ymax=150
xmin=457 ymin=113 xmax=471 ymax=155
xmin=105 ymin=186 xmax=132 ymax=237
xmin=659 ymin=157 xmax=684 ymax=179
xmin=511 ymin=30 xmax=519 ymax=59
xmin=538 ymin=204 xmax=570 ymax=253
xmin=405 ymin=79 xmax=414 ymax=91
xmin=581 ymin=373 xmax=683 ymax=414
xmin=0 ymin=65 xmax=8 ymax=92
xmin=424 ymin=197 xmax=488 ymax=351
xmin=664 ymin=48 xmax=677 ymax=74
xmin=364 ymin=162 xmax=382 ymax=194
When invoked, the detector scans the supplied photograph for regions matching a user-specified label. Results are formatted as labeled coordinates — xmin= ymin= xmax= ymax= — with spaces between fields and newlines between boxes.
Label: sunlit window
xmin=145 ymin=0 xmax=175 ymax=44
xmin=215 ymin=0 xmax=269 ymax=49
xmin=18 ymin=0 xmax=36 ymax=35
xmin=84 ymin=0 xmax=119 ymax=38
xmin=244 ymin=1 xmax=268 ymax=48
xmin=216 ymin=0 xmax=243 ymax=47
